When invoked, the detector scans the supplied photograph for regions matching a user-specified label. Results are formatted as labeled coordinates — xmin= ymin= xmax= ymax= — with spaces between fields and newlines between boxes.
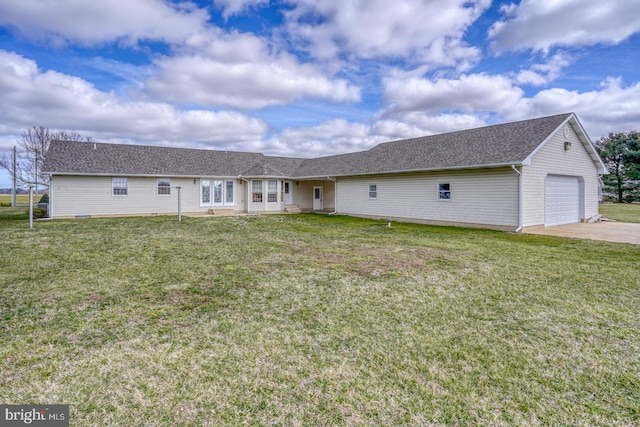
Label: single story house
xmin=42 ymin=112 xmax=607 ymax=231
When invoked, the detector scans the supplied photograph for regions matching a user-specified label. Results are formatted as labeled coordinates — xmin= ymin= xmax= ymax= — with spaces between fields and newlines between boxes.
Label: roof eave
xmin=46 ymin=172 xmax=243 ymax=179
xmin=294 ymin=162 xmax=523 ymax=179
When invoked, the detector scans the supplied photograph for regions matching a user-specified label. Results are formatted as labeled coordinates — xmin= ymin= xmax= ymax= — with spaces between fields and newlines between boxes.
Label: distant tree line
xmin=596 ymin=131 xmax=640 ymax=203
xmin=0 ymin=188 xmax=43 ymax=194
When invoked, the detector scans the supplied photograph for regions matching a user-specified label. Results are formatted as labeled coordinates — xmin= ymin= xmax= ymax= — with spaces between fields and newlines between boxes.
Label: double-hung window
xmin=438 ymin=183 xmax=451 ymax=200
xmin=368 ymin=184 xmax=377 ymax=199
xmin=267 ymin=179 xmax=278 ymax=202
xmin=157 ymin=178 xmax=171 ymax=195
xmin=252 ymin=180 xmax=263 ymax=203
xmin=112 ymin=178 xmax=128 ymax=196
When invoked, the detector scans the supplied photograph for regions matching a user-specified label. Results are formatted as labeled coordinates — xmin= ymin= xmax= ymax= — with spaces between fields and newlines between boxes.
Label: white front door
xmin=313 ymin=186 xmax=323 ymax=211
xmin=284 ymin=181 xmax=293 ymax=204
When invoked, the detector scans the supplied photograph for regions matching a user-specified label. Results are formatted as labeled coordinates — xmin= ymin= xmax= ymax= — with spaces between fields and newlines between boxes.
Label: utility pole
xmin=176 ymin=186 xmax=182 ymax=222
xmin=29 ymin=186 xmax=33 ymax=229
xmin=34 ymin=148 xmax=38 ymax=200
xmin=11 ymin=146 xmax=17 ymax=207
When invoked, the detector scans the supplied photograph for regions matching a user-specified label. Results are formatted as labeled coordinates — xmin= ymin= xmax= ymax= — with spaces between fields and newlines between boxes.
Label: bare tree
xmin=0 ymin=126 xmax=93 ymax=191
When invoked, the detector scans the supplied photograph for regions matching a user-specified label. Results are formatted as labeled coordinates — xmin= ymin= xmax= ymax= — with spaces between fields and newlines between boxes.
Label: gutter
xmin=294 ymin=162 xmax=519 ymax=180
xmin=511 ymin=165 xmax=523 ymax=232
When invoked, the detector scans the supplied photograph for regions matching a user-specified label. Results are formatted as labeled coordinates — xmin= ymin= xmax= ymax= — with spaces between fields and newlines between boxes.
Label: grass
xmin=600 ymin=202 xmax=640 ymax=223
xmin=1 ymin=214 xmax=638 ymax=426
xmin=0 ymin=194 xmax=45 ymax=205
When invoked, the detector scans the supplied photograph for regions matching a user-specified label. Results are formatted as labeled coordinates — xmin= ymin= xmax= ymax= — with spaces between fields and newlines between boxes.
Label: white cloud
xmin=0 ymin=50 xmax=267 ymax=147
xmin=142 ymin=30 xmax=361 ymax=109
xmin=284 ymin=0 xmax=489 ymax=66
xmin=506 ymin=77 xmax=640 ymax=137
xmin=382 ymin=73 xmax=524 ymax=115
xmin=262 ymin=113 xmax=489 ymax=158
xmin=489 ymin=0 xmax=640 ymax=53
xmin=514 ymin=52 xmax=572 ymax=86
xmin=214 ymin=0 xmax=269 ymax=19
xmin=0 ymin=0 xmax=208 ymax=45
xmin=263 ymin=119 xmax=382 ymax=157
xmin=378 ymin=112 xmax=488 ymax=136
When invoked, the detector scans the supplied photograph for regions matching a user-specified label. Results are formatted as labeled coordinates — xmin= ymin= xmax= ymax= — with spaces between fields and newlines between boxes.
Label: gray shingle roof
xmin=42 ymin=141 xmax=303 ymax=177
xmin=43 ymin=113 xmax=580 ymax=179
xmin=293 ymin=113 xmax=573 ymax=177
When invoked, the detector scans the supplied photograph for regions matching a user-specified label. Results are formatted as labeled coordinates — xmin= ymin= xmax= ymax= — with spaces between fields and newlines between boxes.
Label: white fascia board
xmin=294 ymin=162 xmax=522 ymax=180
xmin=46 ymin=172 xmax=242 ymax=179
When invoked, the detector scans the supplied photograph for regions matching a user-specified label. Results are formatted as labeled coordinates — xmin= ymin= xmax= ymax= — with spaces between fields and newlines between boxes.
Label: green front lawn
xmin=600 ymin=202 xmax=640 ymax=223
xmin=1 ymin=214 xmax=638 ymax=426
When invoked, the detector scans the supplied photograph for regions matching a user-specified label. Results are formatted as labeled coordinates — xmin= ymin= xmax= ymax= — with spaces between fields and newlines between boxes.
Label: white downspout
xmin=240 ymin=177 xmax=251 ymax=214
xmin=511 ymin=165 xmax=523 ymax=232
xmin=326 ymin=176 xmax=337 ymax=214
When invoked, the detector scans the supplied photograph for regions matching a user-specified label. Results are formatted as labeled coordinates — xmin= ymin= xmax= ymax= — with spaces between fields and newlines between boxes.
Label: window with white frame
xmin=368 ymin=184 xmax=377 ymax=199
xmin=226 ymin=180 xmax=234 ymax=204
xmin=157 ymin=178 xmax=171 ymax=195
xmin=438 ymin=183 xmax=451 ymax=200
xmin=252 ymin=180 xmax=263 ymax=203
xmin=213 ymin=180 xmax=223 ymax=203
xmin=201 ymin=180 xmax=211 ymax=204
xmin=267 ymin=179 xmax=278 ymax=202
xmin=112 ymin=178 xmax=128 ymax=196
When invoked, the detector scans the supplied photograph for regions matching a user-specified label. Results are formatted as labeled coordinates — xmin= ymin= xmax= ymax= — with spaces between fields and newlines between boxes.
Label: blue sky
xmin=1 ymin=0 xmax=640 ymax=187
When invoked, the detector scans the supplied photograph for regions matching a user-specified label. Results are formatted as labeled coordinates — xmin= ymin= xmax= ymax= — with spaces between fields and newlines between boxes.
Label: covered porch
xmin=288 ymin=178 xmax=336 ymax=213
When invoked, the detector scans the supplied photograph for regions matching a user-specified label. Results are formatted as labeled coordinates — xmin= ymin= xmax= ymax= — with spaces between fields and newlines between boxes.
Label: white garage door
xmin=545 ymin=175 xmax=581 ymax=226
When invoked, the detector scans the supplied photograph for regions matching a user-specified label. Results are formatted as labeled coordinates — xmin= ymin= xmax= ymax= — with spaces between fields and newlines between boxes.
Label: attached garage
xmin=545 ymin=175 xmax=581 ymax=226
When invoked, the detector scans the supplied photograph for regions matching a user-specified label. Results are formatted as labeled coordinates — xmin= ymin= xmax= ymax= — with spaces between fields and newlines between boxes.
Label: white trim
xmin=293 ymin=163 xmax=521 ymax=180
xmin=157 ymin=178 xmax=171 ymax=196
xmin=511 ymin=165 xmax=523 ymax=232
xmin=111 ymin=177 xmax=128 ymax=196
xmin=368 ymin=184 xmax=377 ymax=199
xmin=437 ymin=182 xmax=451 ymax=201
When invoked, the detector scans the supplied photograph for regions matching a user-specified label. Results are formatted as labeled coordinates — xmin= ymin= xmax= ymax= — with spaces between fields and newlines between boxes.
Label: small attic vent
xmin=564 ymin=141 xmax=572 ymax=151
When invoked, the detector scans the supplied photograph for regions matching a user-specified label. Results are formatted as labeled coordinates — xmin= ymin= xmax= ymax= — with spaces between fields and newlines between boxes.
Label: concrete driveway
xmin=525 ymin=221 xmax=640 ymax=245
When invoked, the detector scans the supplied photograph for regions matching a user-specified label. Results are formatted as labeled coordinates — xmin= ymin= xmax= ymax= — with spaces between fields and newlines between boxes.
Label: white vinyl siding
xmin=337 ymin=169 xmax=518 ymax=227
xmin=522 ymin=125 xmax=600 ymax=227
xmin=48 ymin=176 xmax=244 ymax=218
